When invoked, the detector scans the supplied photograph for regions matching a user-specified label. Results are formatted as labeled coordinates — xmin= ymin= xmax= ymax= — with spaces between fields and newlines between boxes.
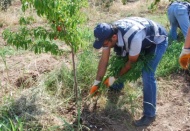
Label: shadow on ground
xmin=0 ymin=95 xmax=43 ymax=130
xmin=69 ymin=90 xmax=151 ymax=131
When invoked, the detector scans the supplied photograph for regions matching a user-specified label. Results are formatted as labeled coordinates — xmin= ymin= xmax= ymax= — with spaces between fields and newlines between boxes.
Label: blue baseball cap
xmin=93 ymin=23 xmax=113 ymax=49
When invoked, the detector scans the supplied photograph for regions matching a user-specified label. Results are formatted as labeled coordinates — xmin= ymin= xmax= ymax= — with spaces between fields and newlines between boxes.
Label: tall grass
xmin=0 ymin=46 xmax=17 ymax=87
xmin=0 ymin=115 xmax=24 ymax=131
xmin=0 ymin=97 xmax=28 ymax=131
xmin=44 ymin=47 xmax=98 ymax=97
xmin=44 ymin=63 xmax=74 ymax=97
xmin=77 ymin=49 xmax=98 ymax=89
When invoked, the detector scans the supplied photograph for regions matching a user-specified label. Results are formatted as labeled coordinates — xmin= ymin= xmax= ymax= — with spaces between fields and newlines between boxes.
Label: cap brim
xmin=93 ymin=40 xmax=103 ymax=49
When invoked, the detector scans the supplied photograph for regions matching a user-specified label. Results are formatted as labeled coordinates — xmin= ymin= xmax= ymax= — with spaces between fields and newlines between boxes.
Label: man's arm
xmin=119 ymin=54 xmax=139 ymax=76
xmin=184 ymin=27 xmax=190 ymax=49
xmin=96 ymin=48 xmax=111 ymax=81
xmin=118 ymin=29 xmax=145 ymax=76
xmin=179 ymin=27 xmax=190 ymax=69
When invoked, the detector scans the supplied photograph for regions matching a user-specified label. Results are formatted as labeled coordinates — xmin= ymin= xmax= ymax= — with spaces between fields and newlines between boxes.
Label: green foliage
xmin=80 ymin=28 xmax=94 ymax=44
xmin=148 ymin=1 xmax=158 ymax=12
xmin=0 ymin=115 xmax=24 ymax=131
xmin=21 ymin=0 xmax=88 ymax=52
xmin=0 ymin=116 xmax=23 ymax=131
xmin=0 ymin=97 xmax=23 ymax=131
xmin=102 ymin=41 xmax=183 ymax=83
xmin=45 ymin=48 xmax=98 ymax=95
xmin=0 ymin=46 xmax=17 ymax=84
xmin=176 ymin=29 xmax=185 ymax=42
xmin=77 ymin=49 xmax=98 ymax=88
xmin=44 ymin=64 xmax=74 ymax=97
xmin=106 ymin=52 xmax=154 ymax=84
xmin=19 ymin=16 xmax=35 ymax=25
xmin=2 ymin=0 xmax=88 ymax=54
xmin=2 ymin=25 xmax=63 ymax=55
xmin=0 ymin=97 xmax=42 ymax=131
xmin=62 ymin=120 xmax=75 ymax=131
xmin=156 ymin=41 xmax=182 ymax=77
xmin=0 ymin=46 xmax=15 ymax=56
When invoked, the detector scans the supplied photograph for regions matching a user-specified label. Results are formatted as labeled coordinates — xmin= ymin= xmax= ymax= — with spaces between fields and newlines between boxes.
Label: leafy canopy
xmin=3 ymin=0 xmax=88 ymax=54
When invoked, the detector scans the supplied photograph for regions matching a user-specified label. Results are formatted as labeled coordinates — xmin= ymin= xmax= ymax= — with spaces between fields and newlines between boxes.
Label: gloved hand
xmin=89 ymin=85 xmax=99 ymax=95
xmin=179 ymin=48 xmax=190 ymax=69
xmin=104 ymin=76 xmax=116 ymax=87
xmin=89 ymin=80 xmax=101 ymax=95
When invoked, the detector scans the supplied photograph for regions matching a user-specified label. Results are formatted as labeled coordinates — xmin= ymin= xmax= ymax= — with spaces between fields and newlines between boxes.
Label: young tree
xmin=2 ymin=0 xmax=88 ymax=99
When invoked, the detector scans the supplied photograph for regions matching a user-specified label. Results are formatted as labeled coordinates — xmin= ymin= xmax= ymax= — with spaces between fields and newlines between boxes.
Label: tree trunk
xmin=71 ymin=46 xmax=78 ymax=99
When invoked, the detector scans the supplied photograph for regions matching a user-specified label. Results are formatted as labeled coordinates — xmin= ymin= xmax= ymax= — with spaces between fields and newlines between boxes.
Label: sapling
xmin=2 ymin=0 xmax=88 ymax=99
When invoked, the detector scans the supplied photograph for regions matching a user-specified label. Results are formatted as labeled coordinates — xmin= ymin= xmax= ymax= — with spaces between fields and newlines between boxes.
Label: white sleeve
xmin=129 ymin=30 xmax=146 ymax=56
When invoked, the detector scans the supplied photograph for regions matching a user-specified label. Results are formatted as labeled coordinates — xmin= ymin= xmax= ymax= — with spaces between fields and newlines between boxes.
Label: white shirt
xmin=103 ymin=29 xmax=166 ymax=56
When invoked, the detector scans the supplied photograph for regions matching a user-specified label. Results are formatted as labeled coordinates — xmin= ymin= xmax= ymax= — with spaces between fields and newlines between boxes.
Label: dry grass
xmin=0 ymin=0 xmax=46 ymax=30
xmin=86 ymin=0 xmax=155 ymax=27
xmin=0 ymin=4 xmax=21 ymax=26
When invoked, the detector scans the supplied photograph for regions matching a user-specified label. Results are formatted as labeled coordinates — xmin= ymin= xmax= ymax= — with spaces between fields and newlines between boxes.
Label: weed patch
xmin=156 ymin=41 xmax=182 ymax=77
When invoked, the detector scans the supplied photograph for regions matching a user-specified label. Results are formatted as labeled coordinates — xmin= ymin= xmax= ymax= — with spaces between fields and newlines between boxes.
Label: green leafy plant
xmin=156 ymin=41 xmax=182 ymax=77
xmin=106 ymin=52 xmax=154 ymax=84
xmin=92 ymin=52 xmax=154 ymax=96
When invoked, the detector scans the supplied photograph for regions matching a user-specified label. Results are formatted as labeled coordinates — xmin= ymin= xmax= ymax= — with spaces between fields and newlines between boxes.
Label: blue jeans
xmin=142 ymin=39 xmax=168 ymax=117
xmin=167 ymin=2 xmax=189 ymax=40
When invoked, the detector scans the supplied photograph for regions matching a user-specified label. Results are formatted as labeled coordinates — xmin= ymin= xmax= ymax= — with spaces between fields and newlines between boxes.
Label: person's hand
xmin=89 ymin=85 xmax=99 ymax=95
xmin=89 ymin=80 xmax=101 ymax=96
xmin=179 ymin=48 xmax=190 ymax=69
xmin=104 ymin=76 xmax=116 ymax=87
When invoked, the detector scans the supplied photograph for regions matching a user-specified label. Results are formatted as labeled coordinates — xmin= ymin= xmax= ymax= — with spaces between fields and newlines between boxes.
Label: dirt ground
xmin=0 ymin=0 xmax=190 ymax=131
xmin=78 ymin=72 xmax=190 ymax=131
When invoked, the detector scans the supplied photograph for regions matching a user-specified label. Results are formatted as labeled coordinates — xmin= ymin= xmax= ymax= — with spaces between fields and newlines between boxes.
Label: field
xmin=0 ymin=0 xmax=190 ymax=131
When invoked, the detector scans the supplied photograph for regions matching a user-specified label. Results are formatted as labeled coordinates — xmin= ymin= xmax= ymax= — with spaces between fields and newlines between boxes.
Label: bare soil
xmin=0 ymin=0 xmax=190 ymax=131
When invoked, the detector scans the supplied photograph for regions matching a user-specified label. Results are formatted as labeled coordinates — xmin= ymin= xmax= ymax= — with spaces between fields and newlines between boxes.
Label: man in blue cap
xmin=89 ymin=17 xmax=168 ymax=127
xmin=167 ymin=1 xmax=190 ymax=41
